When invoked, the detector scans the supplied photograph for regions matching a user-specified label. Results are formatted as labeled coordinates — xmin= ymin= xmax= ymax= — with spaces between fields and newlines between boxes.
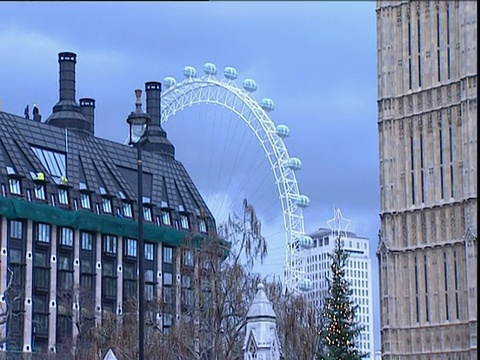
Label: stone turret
xmin=244 ymin=283 xmax=280 ymax=360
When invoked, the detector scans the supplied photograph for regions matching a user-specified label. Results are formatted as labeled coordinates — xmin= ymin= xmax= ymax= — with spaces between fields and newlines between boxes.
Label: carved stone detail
xmin=427 ymin=90 xmax=433 ymax=108
xmin=408 ymin=96 xmax=413 ymax=113
xmin=399 ymin=119 xmax=404 ymax=137
xmin=417 ymin=116 xmax=423 ymax=131
xmin=421 ymin=215 xmax=427 ymax=243
xmin=437 ymin=88 xmax=442 ymax=106
xmin=441 ymin=217 xmax=446 ymax=239
xmin=408 ymin=118 xmax=413 ymax=136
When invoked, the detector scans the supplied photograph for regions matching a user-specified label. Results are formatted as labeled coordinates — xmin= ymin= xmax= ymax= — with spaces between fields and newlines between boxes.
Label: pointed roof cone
xmin=246 ymin=283 xmax=276 ymax=320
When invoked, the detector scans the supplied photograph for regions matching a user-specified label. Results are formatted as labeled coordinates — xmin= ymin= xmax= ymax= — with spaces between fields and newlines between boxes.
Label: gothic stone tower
xmin=376 ymin=1 xmax=477 ymax=358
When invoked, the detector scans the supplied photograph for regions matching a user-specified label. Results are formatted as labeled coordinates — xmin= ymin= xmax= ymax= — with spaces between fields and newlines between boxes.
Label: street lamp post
xmin=126 ymin=89 xmax=151 ymax=360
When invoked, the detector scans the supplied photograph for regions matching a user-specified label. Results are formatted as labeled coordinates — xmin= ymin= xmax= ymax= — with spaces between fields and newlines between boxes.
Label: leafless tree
xmin=36 ymin=199 xmax=320 ymax=359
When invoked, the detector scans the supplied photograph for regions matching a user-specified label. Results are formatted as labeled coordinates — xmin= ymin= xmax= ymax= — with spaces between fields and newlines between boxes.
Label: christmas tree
xmin=317 ymin=209 xmax=367 ymax=360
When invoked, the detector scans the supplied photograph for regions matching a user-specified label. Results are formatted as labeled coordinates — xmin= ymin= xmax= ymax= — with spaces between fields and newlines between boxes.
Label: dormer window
xmin=180 ymin=214 xmax=190 ymax=230
xmin=162 ymin=210 xmax=171 ymax=226
xmin=6 ymin=166 xmax=22 ymax=195
xmin=123 ymin=202 xmax=133 ymax=218
xmin=99 ymin=187 xmax=107 ymax=196
xmin=118 ymin=191 xmax=127 ymax=200
xmin=9 ymin=178 xmax=21 ymax=195
xmin=58 ymin=188 xmax=69 ymax=205
xmin=143 ymin=206 xmax=153 ymax=222
xmin=34 ymin=184 xmax=46 ymax=200
xmin=102 ymin=197 xmax=112 ymax=213
xmin=199 ymin=219 xmax=207 ymax=233
xmin=80 ymin=193 xmax=91 ymax=209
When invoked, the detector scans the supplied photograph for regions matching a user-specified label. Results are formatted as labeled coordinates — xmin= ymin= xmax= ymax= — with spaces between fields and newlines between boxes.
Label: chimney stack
xmin=58 ymin=52 xmax=77 ymax=104
xmin=145 ymin=81 xmax=161 ymax=127
xmin=143 ymin=81 xmax=175 ymax=158
xmin=80 ymin=98 xmax=95 ymax=135
xmin=45 ymin=51 xmax=93 ymax=136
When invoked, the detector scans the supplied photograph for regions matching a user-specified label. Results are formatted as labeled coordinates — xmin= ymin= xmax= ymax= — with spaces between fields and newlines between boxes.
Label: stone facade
xmin=376 ymin=1 xmax=477 ymax=358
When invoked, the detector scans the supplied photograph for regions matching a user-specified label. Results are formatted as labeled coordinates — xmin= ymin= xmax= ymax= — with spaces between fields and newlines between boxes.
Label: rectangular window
xmin=125 ymin=239 xmax=137 ymax=257
xmin=81 ymin=232 xmax=94 ymax=251
xmin=103 ymin=235 xmax=117 ymax=254
xmin=145 ymin=243 xmax=154 ymax=261
xmin=60 ymin=227 xmax=74 ymax=247
xmin=417 ymin=17 xmax=422 ymax=87
xmin=444 ymin=252 xmax=449 ymax=321
xmin=424 ymin=254 xmax=429 ymax=322
xmin=446 ymin=4 xmax=451 ymax=79
xmin=410 ymin=134 xmax=415 ymax=204
xmin=143 ymin=207 xmax=152 ymax=222
xmin=439 ymin=127 xmax=445 ymax=199
xmin=454 ymin=251 xmax=459 ymax=319
xmin=163 ymin=272 xmax=173 ymax=286
xmin=9 ymin=178 xmax=21 ymax=195
xmin=146 ymin=284 xmax=155 ymax=302
xmin=163 ymin=246 xmax=173 ymax=264
xmin=80 ymin=193 xmax=91 ymax=209
xmin=437 ymin=11 xmax=441 ymax=81
xmin=9 ymin=220 xmax=23 ymax=239
xmin=408 ymin=20 xmax=413 ymax=89
xmin=199 ymin=219 xmax=207 ymax=233
xmin=123 ymin=262 xmax=137 ymax=300
xmin=162 ymin=210 xmax=171 ymax=226
xmin=34 ymin=184 xmax=46 ymax=200
xmin=58 ymin=268 xmax=73 ymax=291
xmin=102 ymin=278 xmax=117 ymax=298
xmin=33 ymin=294 xmax=49 ymax=336
xmin=37 ymin=223 xmax=51 ymax=243
xmin=123 ymin=202 xmax=133 ymax=217
xmin=9 ymin=248 xmax=23 ymax=264
xmin=102 ymin=259 xmax=117 ymax=299
xmin=102 ymin=198 xmax=112 ymax=213
xmin=34 ymin=249 xmax=50 ymax=292
xmin=414 ymin=256 xmax=420 ymax=323
xmin=81 ymin=259 xmax=94 ymax=274
xmin=180 ymin=214 xmax=189 ymax=230
xmin=183 ymin=249 xmax=194 ymax=267
xmin=58 ymin=189 xmax=69 ymax=205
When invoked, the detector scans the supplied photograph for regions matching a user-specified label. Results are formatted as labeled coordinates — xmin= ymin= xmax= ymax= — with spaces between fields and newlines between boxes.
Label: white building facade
xmin=307 ymin=228 xmax=375 ymax=359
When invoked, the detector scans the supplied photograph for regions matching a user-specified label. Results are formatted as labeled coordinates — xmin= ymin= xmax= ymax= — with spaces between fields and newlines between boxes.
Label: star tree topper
xmin=326 ymin=207 xmax=351 ymax=240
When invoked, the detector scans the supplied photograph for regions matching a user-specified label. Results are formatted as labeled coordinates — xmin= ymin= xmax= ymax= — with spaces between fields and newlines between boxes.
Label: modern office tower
xmin=376 ymin=1 xmax=477 ymax=358
xmin=0 ymin=52 xmax=217 ymax=355
xmin=307 ymin=227 xmax=375 ymax=359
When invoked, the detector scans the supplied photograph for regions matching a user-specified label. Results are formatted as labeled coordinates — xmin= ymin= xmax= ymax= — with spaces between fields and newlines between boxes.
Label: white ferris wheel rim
xmin=159 ymin=71 xmax=311 ymax=293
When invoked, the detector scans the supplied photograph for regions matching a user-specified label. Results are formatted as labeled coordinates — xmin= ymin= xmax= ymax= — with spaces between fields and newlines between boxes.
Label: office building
xmin=0 ymin=52 xmax=217 ymax=354
xmin=376 ymin=1 xmax=477 ymax=357
xmin=307 ymin=227 xmax=375 ymax=358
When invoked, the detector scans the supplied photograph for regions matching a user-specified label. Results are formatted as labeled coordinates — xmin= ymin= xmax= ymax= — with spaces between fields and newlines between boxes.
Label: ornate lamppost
xmin=126 ymin=89 xmax=151 ymax=360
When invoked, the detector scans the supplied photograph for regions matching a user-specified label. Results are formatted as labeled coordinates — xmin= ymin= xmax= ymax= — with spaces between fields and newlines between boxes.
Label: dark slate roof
xmin=0 ymin=110 xmax=217 ymax=235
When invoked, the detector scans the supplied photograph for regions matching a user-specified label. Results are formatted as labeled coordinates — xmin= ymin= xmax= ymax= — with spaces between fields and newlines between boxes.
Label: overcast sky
xmin=0 ymin=1 xmax=380 ymax=350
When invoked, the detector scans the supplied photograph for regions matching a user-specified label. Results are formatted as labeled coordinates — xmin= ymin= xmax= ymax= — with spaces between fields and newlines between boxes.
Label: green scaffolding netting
xmin=0 ymin=196 xmax=204 ymax=247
